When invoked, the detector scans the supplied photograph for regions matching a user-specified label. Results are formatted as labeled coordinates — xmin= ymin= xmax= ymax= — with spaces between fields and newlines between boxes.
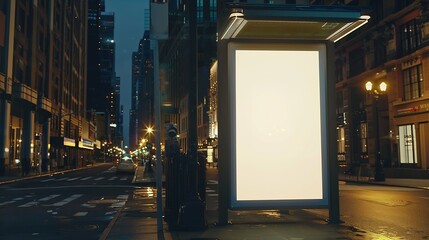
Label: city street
xmin=0 ymin=164 xmax=138 ymax=240
xmin=188 ymin=167 xmax=429 ymax=239
xmin=308 ymin=182 xmax=429 ymax=239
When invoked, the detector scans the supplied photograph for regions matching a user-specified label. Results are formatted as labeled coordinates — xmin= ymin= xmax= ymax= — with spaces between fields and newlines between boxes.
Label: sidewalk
xmin=101 ymin=166 xmax=429 ymax=240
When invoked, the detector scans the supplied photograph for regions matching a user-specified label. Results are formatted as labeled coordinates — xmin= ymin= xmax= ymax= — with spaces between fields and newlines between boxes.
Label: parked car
xmin=116 ymin=156 xmax=137 ymax=174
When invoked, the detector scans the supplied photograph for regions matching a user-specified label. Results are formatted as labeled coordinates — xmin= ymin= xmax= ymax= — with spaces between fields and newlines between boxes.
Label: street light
xmin=145 ymin=127 xmax=154 ymax=173
xmin=146 ymin=127 xmax=154 ymax=142
xmin=365 ymin=80 xmax=387 ymax=182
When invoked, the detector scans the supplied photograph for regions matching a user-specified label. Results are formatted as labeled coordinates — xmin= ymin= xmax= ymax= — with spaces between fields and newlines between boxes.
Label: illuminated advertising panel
xmin=228 ymin=42 xmax=328 ymax=208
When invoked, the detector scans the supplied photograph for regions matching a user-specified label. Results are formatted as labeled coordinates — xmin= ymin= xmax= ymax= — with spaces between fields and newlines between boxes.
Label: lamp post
xmin=145 ymin=127 xmax=154 ymax=173
xmin=365 ymin=81 xmax=387 ymax=182
xmin=146 ymin=127 xmax=153 ymax=143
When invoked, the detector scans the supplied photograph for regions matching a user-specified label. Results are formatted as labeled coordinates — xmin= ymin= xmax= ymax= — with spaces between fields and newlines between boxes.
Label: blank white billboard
xmin=228 ymin=42 xmax=328 ymax=208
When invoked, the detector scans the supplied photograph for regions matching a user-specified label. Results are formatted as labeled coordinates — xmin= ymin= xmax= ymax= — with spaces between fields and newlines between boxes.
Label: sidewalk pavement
xmin=100 ymin=166 xmax=429 ymax=240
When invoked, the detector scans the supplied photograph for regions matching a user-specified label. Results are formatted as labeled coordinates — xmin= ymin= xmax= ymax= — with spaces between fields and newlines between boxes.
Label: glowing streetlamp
xmin=365 ymin=80 xmax=387 ymax=182
xmin=146 ymin=127 xmax=154 ymax=143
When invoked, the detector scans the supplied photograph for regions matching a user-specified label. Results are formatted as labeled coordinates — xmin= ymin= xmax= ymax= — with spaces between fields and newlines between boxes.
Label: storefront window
xmin=398 ymin=124 xmax=418 ymax=164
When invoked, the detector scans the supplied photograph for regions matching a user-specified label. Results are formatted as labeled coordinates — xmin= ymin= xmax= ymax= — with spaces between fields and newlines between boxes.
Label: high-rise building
xmin=114 ymin=76 xmax=123 ymax=147
xmin=87 ymin=0 xmax=104 ymax=112
xmin=158 ymin=0 xmax=217 ymax=152
xmin=130 ymin=31 xmax=154 ymax=149
xmin=0 ymin=0 xmax=89 ymax=175
xmin=87 ymin=1 xmax=117 ymax=146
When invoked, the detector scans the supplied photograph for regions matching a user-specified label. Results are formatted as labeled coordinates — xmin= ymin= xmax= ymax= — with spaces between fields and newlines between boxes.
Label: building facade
xmin=0 ymin=0 xmax=89 ymax=175
xmin=159 ymin=0 xmax=216 ymax=153
xmin=335 ymin=0 xmax=429 ymax=176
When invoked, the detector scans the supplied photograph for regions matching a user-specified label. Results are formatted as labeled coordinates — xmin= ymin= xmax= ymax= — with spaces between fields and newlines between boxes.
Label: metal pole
xmin=152 ymin=39 xmax=164 ymax=235
xmin=217 ymin=38 xmax=229 ymax=225
xmin=327 ymin=41 xmax=340 ymax=224
xmin=374 ymin=97 xmax=385 ymax=182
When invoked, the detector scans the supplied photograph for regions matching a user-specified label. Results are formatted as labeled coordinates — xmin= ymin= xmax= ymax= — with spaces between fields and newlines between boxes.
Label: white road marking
xmin=110 ymin=201 xmax=126 ymax=208
xmin=38 ymin=194 xmax=61 ymax=201
xmin=50 ymin=194 xmax=83 ymax=206
xmin=13 ymin=197 xmax=25 ymax=200
xmin=19 ymin=201 xmax=38 ymax=207
xmin=55 ymin=177 xmax=68 ymax=182
xmin=109 ymin=176 xmax=118 ymax=181
xmin=207 ymin=193 xmax=218 ymax=197
xmin=73 ymin=212 xmax=88 ymax=217
xmin=116 ymin=195 xmax=129 ymax=200
xmin=206 ymin=189 xmax=216 ymax=193
xmin=80 ymin=177 xmax=92 ymax=181
xmin=40 ymin=178 xmax=55 ymax=182
xmin=120 ymin=177 xmax=128 ymax=181
xmin=94 ymin=177 xmax=104 ymax=181
xmin=81 ymin=203 xmax=96 ymax=208
xmin=0 ymin=201 xmax=15 ymax=206
xmin=66 ymin=177 xmax=80 ymax=181
xmin=207 ymin=180 xmax=218 ymax=185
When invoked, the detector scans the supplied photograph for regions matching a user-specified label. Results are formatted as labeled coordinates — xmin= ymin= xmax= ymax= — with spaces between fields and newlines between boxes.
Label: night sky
xmin=105 ymin=0 xmax=149 ymax=147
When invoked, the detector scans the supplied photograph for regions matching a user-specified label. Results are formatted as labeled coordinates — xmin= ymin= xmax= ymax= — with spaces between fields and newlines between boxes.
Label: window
xmin=348 ymin=47 xmax=365 ymax=77
xmin=400 ymin=20 xmax=422 ymax=56
xmin=398 ymin=124 xmax=418 ymax=164
xmin=403 ymin=65 xmax=423 ymax=100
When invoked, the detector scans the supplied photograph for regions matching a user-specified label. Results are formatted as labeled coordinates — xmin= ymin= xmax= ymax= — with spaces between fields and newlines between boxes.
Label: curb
xmin=98 ymin=208 xmax=123 ymax=240
xmin=339 ymin=178 xmax=429 ymax=191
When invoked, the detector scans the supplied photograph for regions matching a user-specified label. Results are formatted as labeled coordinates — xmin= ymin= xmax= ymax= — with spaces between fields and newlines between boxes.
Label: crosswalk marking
xmin=40 ymin=178 xmax=55 ymax=182
xmin=73 ymin=212 xmax=88 ymax=217
xmin=206 ymin=189 xmax=216 ymax=193
xmin=0 ymin=201 xmax=15 ymax=206
xmin=111 ymin=201 xmax=126 ymax=208
xmin=19 ymin=201 xmax=38 ymax=207
xmin=40 ymin=176 xmax=129 ymax=183
xmin=51 ymin=194 xmax=83 ymax=206
xmin=38 ymin=194 xmax=61 ymax=201
xmin=81 ymin=203 xmax=96 ymax=208
xmin=55 ymin=178 xmax=69 ymax=182
xmin=116 ymin=195 xmax=129 ymax=200
xmin=207 ymin=180 xmax=218 ymax=185
xmin=3 ymin=192 xmax=132 ymax=211
xmin=66 ymin=177 xmax=80 ymax=181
